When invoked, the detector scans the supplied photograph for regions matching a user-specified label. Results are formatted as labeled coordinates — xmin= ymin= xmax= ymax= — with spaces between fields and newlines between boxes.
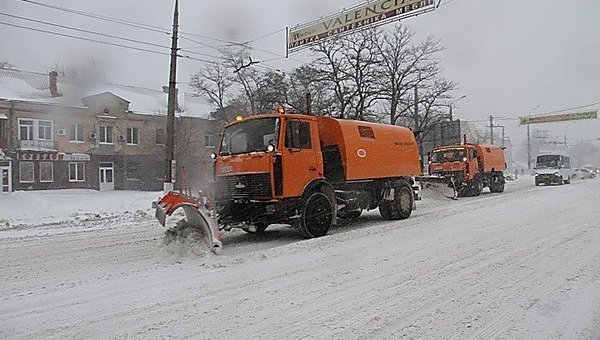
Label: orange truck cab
xmin=213 ymin=112 xmax=423 ymax=238
xmin=428 ymin=143 xmax=507 ymax=197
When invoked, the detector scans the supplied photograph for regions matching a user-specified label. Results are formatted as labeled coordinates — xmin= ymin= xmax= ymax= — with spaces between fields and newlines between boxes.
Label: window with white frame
xmin=38 ymin=120 xmax=53 ymax=140
xmin=126 ymin=127 xmax=139 ymax=145
xmin=18 ymin=118 xmax=55 ymax=141
xmin=69 ymin=162 xmax=85 ymax=182
xmin=69 ymin=124 xmax=84 ymax=142
xmin=18 ymin=119 xmax=34 ymax=141
xmin=204 ymin=134 xmax=215 ymax=148
xmin=99 ymin=126 xmax=113 ymax=144
xmin=19 ymin=162 xmax=34 ymax=183
xmin=40 ymin=162 xmax=53 ymax=182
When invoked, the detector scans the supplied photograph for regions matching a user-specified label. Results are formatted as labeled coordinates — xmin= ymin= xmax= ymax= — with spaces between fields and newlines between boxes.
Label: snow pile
xmin=160 ymin=219 xmax=214 ymax=259
xmin=0 ymin=189 xmax=162 ymax=227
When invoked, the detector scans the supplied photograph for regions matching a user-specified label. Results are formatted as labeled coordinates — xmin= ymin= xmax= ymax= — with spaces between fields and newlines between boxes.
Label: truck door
xmin=468 ymin=148 xmax=479 ymax=179
xmin=281 ymin=119 xmax=320 ymax=197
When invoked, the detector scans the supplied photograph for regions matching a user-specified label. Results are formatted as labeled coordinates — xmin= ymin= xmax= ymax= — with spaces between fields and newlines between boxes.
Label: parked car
xmin=574 ymin=168 xmax=596 ymax=179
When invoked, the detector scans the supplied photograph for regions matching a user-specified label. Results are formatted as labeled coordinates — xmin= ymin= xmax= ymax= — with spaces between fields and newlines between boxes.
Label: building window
xmin=19 ymin=162 xmax=34 ymax=183
xmin=126 ymin=127 xmax=139 ymax=145
xmin=100 ymin=126 xmax=113 ymax=144
xmin=18 ymin=119 xmax=34 ymax=141
xmin=69 ymin=162 xmax=85 ymax=182
xmin=38 ymin=120 xmax=53 ymax=140
xmin=70 ymin=124 xmax=84 ymax=142
xmin=204 ymin=134 xmax=215 ymax=148
xmin=40 ymin=162 xmax=53 ymax=182
xmin=156 ymin=128 xmax=165 ymax=145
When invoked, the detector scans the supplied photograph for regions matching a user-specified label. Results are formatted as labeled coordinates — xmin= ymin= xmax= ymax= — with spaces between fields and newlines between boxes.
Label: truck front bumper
xmin=217 ymin=198 xmax=301 ymax=226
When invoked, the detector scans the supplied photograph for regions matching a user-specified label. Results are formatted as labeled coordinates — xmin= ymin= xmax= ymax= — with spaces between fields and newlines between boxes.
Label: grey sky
xmin=1 ymin=0 xmax=599 ymax=150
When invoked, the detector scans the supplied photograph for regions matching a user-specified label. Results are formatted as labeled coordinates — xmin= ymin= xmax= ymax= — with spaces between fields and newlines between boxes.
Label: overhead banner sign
xmin=288 ymin=0 xmax=435 ymax=53
xmin=519 ymin=111 xmax=598 ymax=125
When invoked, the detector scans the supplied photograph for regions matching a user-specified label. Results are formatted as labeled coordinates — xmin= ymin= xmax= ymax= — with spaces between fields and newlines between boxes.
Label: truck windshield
xmin=431 ymin=148 xmax=466 ymax=162
xmin=219 ymin=117 xmax=280 ymax=155
xmin=536 ymin=155 xmax=560 ymax=168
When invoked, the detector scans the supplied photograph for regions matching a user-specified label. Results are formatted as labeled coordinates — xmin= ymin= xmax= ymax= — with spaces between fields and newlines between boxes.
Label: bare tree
xmin=189 ymin=62 xmax=232 ymax=110
xmin=222 ymin=47 xmax=262 ymax=115
xmin=341 ymin=29 xmax=382 ymax=121
xmin=287 ymin=65 xmax=336 ymax=116
xmin=254 ymin=70 xmax=288 ymax=113
xmin=313 ymin=37 xmax=356 ymax=119
xmin=376 ymin=26 xmax=445 ymax=125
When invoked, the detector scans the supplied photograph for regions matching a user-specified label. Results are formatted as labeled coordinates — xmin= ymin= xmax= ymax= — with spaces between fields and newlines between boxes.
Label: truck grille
xmin=217 ymin=173 xmax=272 ymax=199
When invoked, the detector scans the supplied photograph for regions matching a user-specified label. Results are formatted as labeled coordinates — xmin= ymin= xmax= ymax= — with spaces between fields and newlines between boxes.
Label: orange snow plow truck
xmin=422 ymin=143 xmax=507 ymax=198
xmin=155 ymin=111 xmax=423 ymax=251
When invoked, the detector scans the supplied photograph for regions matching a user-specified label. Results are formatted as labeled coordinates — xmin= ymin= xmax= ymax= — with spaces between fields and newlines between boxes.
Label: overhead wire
xmin=19 ymin=0 xmax=296 ymax=68
xmin=0 ymin=21 xmax=217 ymax=64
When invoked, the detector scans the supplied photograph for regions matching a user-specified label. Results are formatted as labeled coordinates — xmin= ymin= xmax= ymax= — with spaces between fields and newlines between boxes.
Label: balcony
xmin=19 ymin=139 xmax=57 ymax=151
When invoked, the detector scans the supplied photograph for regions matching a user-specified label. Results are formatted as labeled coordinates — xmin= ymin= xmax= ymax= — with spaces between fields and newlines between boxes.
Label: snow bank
xmin=0 ymin=189 xmax=162 ymax=227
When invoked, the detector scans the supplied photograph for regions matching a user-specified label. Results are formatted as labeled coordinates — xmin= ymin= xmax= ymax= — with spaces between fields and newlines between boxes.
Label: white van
xmin=534 ymin=154 xmax=574 ymax=186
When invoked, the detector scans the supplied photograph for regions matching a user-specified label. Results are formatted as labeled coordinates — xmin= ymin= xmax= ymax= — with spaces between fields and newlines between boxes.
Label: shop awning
xmin=0 ymin=113 xmax=8 ymax=119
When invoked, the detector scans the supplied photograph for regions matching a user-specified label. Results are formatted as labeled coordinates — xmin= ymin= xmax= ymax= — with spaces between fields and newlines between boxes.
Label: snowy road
xmin=1 ymin=177 xmax=600 ymax=339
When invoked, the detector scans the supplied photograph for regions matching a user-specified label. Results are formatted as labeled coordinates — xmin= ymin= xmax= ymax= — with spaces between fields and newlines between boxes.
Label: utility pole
xmin=306 ymin=92 xmax=312 ymax=115
xmin=488 ymin=115 xmax=494 ymax=144
xmin=164 ymin=0 xmax=179 ymax=193
xmin=527 ymin=124 xmax=531 ymax=170
xmin=492 ymin=124 xmax=505 ymax=147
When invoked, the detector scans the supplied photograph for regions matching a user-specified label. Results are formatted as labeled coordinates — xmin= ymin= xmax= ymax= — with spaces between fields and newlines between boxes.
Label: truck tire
xmin=242 ymin=223 xmax=268 ymax=234
xmin=489 ymin=177 xmax=505 ymax=193
xmin=298 ymin=191 xmax=334 ymax=238
xmin=470 ymin=179 xmax=483 ymax=196
xmin=379 ymin=183 xmax=413 ymax=220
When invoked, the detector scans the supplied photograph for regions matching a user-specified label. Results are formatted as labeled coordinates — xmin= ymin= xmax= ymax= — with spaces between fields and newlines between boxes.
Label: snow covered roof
xmin=0 ymin=67 xmax=211 ymax=119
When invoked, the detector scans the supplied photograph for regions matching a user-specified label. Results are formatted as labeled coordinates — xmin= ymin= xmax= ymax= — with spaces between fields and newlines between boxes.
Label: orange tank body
xmin=316 ymin=116 xmax=422 ymax=180
xmin=474 ymin=144 xmax=507 ymax=172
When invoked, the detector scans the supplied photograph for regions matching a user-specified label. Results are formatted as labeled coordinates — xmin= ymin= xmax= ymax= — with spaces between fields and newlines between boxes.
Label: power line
xmin=3 ymin=11 xmax=229 ymax=61
xmin=19 ymin=0 xmax=291 ymax=65
xmin=536 ymin=100 xmax=600 ymax=116
xmin=21 ymin=0 xmax=282 ymax=56
xmin=0 ymin=21 xmax=217 ymax=64
xmin=20 ymin=0 xmax=170 ymax=35
xmin=241 ymin=28 xmax=286 ymax=44
xmin=1 ymin=12 xmax=169 ymax=50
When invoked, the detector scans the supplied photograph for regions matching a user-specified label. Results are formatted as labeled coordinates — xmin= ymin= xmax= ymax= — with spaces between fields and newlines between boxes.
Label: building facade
xmin=0 ymin=69 xmax=216 ymax=193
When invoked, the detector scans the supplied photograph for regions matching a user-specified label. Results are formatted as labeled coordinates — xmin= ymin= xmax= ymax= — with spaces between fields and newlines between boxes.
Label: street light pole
xmin=448 ymin=94 xmax=466 ymax=121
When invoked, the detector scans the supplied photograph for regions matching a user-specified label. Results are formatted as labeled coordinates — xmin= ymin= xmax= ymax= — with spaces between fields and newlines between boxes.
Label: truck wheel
xmin=471 ymin=179 xmax=483 ymax=196
xmin=298 ymin=191 xmax=333 ymax=238
xmin=564 ymin=177 xmax=570 ymax=184
xmin=242 ymin=223 xmax=268 ymax=234
xmin=379 ymin=183 xmax=413 ymax=220
xmin=490 ymin=178 xmax=505 ymax=193
xmin=558 ymin=176 xmax=563 ymax=185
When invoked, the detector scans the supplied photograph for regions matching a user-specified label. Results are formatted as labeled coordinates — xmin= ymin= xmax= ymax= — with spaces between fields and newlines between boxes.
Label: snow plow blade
xmin=155 ymin=191 xmax=222 ymax=253
xmin=416 ymin=176 xmax=458 ymax=200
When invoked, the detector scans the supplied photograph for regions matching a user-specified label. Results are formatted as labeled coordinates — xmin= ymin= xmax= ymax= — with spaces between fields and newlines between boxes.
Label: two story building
xmin=0 ymin=67 xmax=216 ymax=192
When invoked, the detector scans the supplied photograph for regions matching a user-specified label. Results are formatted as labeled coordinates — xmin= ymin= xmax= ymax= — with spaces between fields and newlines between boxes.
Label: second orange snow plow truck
xmin=424 ymin=143 xmax=507 ymax=198
xmin=156 ymin=111 xmax=423 ymax=248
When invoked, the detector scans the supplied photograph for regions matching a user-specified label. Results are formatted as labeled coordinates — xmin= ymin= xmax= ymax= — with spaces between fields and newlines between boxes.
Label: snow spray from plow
xmin=155 ymin=192 xmax=222 ymax=254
